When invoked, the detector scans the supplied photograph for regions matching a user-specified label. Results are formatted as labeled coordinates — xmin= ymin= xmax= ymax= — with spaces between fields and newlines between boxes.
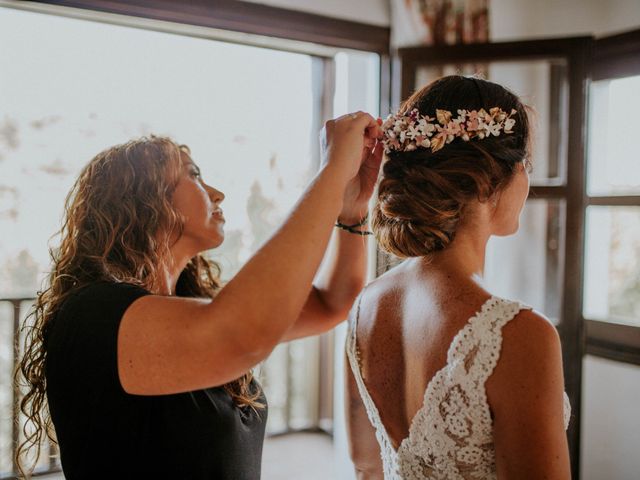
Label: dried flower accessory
xmin=381 ymin=107 xmax=517 ymax=154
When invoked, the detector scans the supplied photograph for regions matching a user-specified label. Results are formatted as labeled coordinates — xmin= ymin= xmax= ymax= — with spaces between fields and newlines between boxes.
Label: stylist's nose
xmin=207 ymin=185 xmax=225 ymax=203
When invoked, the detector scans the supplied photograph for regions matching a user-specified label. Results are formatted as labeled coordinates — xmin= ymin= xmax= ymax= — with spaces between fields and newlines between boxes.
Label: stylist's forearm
xmin=314 ymin=224 xmax=368 ymax=315
xmin=212 ymin=162 xmax=351 ymax=342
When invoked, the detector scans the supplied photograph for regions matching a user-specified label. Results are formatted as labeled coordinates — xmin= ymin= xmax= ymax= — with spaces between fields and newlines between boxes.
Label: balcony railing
xmin=0 ymin=297 xmax=61 ymax=479
xmin=0 ymin=295 xmax=333 ymax=479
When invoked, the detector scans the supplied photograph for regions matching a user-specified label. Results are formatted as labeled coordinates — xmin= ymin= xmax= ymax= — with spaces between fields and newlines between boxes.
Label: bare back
xmin=354 ymin=258 xmax=492 ymax=450
xmin=346 ymin=257 xmax=571 ymax=480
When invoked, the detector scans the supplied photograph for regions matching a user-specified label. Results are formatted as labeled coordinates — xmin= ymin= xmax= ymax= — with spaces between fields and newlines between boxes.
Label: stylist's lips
xmin=212 ymin=209 xmax=225 ymax=221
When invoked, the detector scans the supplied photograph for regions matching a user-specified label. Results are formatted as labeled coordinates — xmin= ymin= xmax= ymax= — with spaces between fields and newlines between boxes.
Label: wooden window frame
xmin=585 ymin=29 xmax=640 ymax=366
xmin=29 ymin=0 xmax=391 ymax=54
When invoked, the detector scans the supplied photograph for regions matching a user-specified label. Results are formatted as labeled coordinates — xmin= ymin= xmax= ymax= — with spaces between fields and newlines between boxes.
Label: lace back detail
xmin=346 ymin=294 xmax=571 ymax=480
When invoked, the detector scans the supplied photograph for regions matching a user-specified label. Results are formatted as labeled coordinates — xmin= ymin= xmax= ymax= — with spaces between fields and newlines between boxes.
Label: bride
xmin=345 ymin=76 xmax=571 ymax=479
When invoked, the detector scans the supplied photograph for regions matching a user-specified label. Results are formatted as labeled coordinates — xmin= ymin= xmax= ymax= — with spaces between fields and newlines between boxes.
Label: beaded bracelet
xmin=335 ymin=214 xmax=373 ymax=236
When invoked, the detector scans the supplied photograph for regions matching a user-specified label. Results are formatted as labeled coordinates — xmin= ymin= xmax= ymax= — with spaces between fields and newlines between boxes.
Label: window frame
xmin=585 ymin=28 xmax=640 ymax=366
xmin=23 ymin=0 xmax=390 ymax=54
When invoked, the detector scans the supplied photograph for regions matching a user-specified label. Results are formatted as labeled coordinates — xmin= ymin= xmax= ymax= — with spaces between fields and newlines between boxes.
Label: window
xmin=583 ymin=205 xmax=640 ymax=327
xmin=584 ymin=76 xmax=640 ymax=327
xmin=584 ymin=31 xmax=640 ymax=363
xmin=0 ymin=4 xmax=382 ymax=476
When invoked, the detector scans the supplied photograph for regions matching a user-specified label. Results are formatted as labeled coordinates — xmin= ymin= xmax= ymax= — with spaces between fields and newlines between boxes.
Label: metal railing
xmin=0 ymin=295 xmax=334 ymax=478
xmin=0 ymin=297 xmax=60 ymax=479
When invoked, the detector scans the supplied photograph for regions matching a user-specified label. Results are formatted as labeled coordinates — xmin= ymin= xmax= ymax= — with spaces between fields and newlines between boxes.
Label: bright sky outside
xmin=0 ymin=6 xmax=317 ymax=292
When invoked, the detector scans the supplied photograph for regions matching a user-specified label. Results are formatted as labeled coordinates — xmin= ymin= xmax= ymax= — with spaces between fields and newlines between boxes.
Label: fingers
xmin=320 ymin=111 xmax=384 ymax=177
xmin=365 ymin=124 xmax=383 ymax=141
xmin=365 ymin=141 xmax=384 ymax=168
xmin=365 ymin=116 xmax=384 ymax=141
xmin=373 ymin=140 xmax=384 ymax=164
xmin=335 ymin=111 xmax=367 ymax=122
xmin=328 ymin=112 xmax=383 ymax=152
xmin=337 ymin=111 xmax=382 ymax=133
xmin=353 ymin=112 xmax=382 ymax=136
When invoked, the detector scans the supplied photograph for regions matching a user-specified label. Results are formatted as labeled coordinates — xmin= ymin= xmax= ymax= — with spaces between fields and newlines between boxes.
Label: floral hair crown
xmin=381 ymin=107 xmax=518 ymax=154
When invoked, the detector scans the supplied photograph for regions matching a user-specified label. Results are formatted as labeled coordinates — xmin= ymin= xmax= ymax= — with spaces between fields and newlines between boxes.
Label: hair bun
xmin=372 ymin=160 xmax=463 ymax=258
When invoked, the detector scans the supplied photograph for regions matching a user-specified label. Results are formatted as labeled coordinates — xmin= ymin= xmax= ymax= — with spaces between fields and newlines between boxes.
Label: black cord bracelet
xmin=335 ymin=214 xmax=373 ymax=236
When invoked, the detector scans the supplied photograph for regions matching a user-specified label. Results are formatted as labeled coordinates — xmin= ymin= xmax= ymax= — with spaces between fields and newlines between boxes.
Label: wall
xmin=581 ymin=356 xmax=640 ymax=480
xmin=240 ymin=0 xmax=390 ymax=27
xmin=491 ymin=0 xmax=640 ymax=40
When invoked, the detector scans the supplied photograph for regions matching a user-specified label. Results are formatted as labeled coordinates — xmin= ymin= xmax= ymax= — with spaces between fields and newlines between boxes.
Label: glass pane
xmin=415 ymin=59 xmax=569 ymax=186
xmin=257 ymin=338 xmax=321 ymax=433
xmin=588 ymin=76 xmax=640 ymax=195
xmin=257 ymin=345 xmax=289 ymax=433
xmin=583 ymin=206 xmax=640 ymax=326
xmin=334 ymin=51 xmax=381 ymax=117
xmin=484 ymin=199 xmax=565 ymax=325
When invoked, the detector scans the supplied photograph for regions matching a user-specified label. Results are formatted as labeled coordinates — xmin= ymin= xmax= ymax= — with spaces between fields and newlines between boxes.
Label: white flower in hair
xmin=504 ymin=117 xmax=516 ymax=133
xmin=406 ymin=124 xmax=422 ymax=140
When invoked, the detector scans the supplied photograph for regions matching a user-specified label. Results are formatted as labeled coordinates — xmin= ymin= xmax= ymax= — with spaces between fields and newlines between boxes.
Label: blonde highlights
xmin=16 ymin=136 xmax=262 ymax=476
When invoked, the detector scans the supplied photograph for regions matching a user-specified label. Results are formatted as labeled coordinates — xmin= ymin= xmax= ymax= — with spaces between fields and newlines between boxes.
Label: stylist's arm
xmin=117 ymin=111 xmax=383 ymax=395
xmin=282 ymin=114 xmax=384 ymax=341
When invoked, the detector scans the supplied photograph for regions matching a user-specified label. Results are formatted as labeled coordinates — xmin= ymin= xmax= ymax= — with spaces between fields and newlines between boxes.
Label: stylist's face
xmin=171 ymin=153 xmax=226 ymax=252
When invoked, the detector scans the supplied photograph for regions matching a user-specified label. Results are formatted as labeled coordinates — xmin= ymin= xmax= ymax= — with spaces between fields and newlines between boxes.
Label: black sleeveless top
xmin=45 ymin=282 xmax=268 ymax=479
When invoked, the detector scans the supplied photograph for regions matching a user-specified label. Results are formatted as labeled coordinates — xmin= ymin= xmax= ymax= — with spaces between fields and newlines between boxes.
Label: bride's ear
xmin=489 ymin=191 xmax=501 ymax=210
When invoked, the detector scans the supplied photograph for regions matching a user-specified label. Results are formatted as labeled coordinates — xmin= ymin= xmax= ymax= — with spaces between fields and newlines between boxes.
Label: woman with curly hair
xmin=17 ymin=111 xmax=383 ymax=479
xmin=345 ymin=76 xmax=571 ymax=479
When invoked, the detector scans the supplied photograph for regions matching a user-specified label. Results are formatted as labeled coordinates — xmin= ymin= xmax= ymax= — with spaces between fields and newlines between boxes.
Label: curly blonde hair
xmin=15 ymin=136 xmax=263 ymax=477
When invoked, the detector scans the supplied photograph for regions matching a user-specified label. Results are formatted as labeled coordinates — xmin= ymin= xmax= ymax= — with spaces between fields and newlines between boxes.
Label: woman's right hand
xmin=320 ymin=111 xmax=382 ymax=182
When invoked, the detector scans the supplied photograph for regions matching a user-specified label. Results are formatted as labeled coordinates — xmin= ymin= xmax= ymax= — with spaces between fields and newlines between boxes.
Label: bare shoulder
xmin=500 ymin=308 xmax=561 ymax=359
xmin=488 ymin=307 xmax=571 ymax=478
xmin=487 ymin=306 xmax=565 ymax=411
xmin=355 ymin=263 xmax=408 ymax=319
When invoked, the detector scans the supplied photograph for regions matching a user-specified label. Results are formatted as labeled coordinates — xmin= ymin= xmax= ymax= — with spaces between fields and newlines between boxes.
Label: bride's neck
xmin=428 ymin=219 xmax=491 ymax=280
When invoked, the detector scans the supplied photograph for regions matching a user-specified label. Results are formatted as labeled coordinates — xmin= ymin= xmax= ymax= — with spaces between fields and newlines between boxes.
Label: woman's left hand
xmin=338 ymin=120 xmax=384 ymax=224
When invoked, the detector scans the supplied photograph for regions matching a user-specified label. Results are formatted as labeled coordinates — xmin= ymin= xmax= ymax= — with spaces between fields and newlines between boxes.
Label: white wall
xmin=581 ymin=356 xmax=640 ymax=480
xmin=491 ymin=0 xmax=640 ymax=40
xmin=240 ymin=0 xmax=390 ymax=27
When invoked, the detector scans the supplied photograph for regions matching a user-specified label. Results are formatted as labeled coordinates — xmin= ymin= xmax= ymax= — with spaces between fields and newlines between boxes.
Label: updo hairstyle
xmin=372 ymin=75 xmax=531 ymax=258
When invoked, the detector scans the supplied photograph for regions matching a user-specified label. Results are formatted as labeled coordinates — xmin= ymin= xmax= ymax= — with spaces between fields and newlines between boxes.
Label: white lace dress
xmin=346 ymin=295 xmax=571 ymax=480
